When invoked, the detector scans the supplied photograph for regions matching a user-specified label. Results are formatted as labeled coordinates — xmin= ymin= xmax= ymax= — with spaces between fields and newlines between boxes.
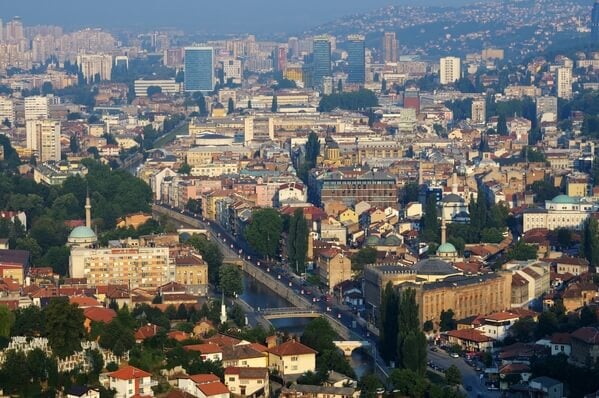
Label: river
xmin=239 ymin=273 xmax=374 ymax=378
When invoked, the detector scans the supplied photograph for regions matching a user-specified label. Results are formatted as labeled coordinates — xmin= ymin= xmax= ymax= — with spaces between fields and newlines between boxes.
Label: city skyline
xmin=1 ymin=0 xmax=475 ymax=34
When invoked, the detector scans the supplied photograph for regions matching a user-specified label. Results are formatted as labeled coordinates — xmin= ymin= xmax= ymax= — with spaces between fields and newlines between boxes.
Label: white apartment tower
xmin=77 ymin=54 xmax=113 ymax=83
xmin=557 ymin=67 xmax=573 ymax=99
xmin=24 ymin=96 xmax=49 ymax=120
xmin=439 ymin=56 xmax=461 ymax=85
xmin=26 ymin=119 xmax=61 ymax=162
xmin=0 ymin=97 xmax=15 ymax=125
xmin=471 ymin=99 xmax=486 ymax=124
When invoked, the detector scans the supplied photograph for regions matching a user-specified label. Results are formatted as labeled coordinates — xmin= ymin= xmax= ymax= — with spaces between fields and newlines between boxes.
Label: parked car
xmin=450 ymin=352 xmax=460 ymax=358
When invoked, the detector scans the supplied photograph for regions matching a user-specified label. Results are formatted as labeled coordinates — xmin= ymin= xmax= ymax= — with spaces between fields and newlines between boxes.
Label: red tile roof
xmin=108 ymin=365 xmax=152 ymax=380
xmin=224 ymin=367 xmax=268 ymax=379
xmin=135 ymin=324 xmax=162 ymax=341
xmin=70 ymin=296 xmax=102 ymax=308
xmin=83 ymin=307 xmax=117 ymax=323
xmin=571 ymin=327 xmax=599 ymax=345
xmin=446 ymin=328 xmax=494 ymax=343
xmin=267 ymin=340 xmax=317 ymax=356
xmin=184 ymin=343 xmax=223 ymax=354
xmin=190 ymin=373 xmax=221 ymax=384
xmin=196 ymin=381 xmax=229 ymax=396
xmin=204 ymin=334 xmax=241 ymax=347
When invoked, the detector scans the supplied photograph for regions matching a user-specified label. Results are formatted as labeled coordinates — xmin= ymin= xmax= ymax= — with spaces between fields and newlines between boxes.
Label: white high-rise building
xmin=26 ymin=119 xmax=61 ymax=162
xmin=221 ymin=58 xmax=242 ymax=84
xmin=471 ymin=99 xmax=486 ymax=124
xmin=24 ymin=96 xmax=49 ymax=120
xmin=76 ymin=54 xmax=113 ymax=83
xmin=439 ymin=56 xmax=461 ymax=85
xmin=557 ymin=67 xmax=573 ymax=99
xmin=0 ymin=97 xmax=15 ymax=125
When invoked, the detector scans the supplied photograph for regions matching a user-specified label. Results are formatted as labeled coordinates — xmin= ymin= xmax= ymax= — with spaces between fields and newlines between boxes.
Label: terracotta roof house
xmin=267 ymin=340 xmax=317 ymax=377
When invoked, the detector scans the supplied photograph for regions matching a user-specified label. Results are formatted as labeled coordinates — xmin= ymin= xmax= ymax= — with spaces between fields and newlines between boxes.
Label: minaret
xmin=441 ymin=217 xmax=447 ymax=245
xmin=85 ymin=190 xmax=92 ymax=228
xmin=220 ymin=291 xmax=227 ymax=324
xmin=452 ymin=172 xmax=458 ymax=195
xmin=418 ymin=160 xmax=424 ymax=185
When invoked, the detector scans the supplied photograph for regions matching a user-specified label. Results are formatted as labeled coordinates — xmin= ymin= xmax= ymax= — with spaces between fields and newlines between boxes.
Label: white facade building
xmin=26 ymin=119 xmax=61 ymax=162
xmin=24 ymin=95 xmax=49 ymax=120
xmin=439 ymin=57 xmax=461 ymax=85
xmin=557 ymin=67 xmax=572 ymax=99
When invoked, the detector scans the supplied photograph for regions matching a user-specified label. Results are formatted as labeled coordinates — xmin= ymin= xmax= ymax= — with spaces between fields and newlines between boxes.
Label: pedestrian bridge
xmin=177 ymin=228 xmax=210 ymax=240
xmin=333 ymin=340 xmax=372 ymax=356
xmin=259 ymin=307 xmax=321 ymax=320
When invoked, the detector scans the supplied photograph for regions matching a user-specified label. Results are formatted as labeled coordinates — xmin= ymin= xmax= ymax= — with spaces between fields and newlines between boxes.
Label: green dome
xmin=552 ymin=194 xmax=576 ymax=204
xmin=437 ymin=242 xmax=457 ymax=254
xmin=69 ymin=226 xmax=96 ymax=239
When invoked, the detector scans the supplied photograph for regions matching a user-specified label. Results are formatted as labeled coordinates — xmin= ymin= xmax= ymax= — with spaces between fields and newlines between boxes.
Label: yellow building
xmin=338 ymin=208 xmax=358 ymax=224
xmin=566 ymin=174 xmax=589 ymax=197
xmin=317 ymin=249 xmax=352 ymax=292
xmin=267 ymin=340 xmax=317 ymax=377
xmin=116 ymin=212 xmax=153 ymax=229
xmin=174 ymin=254 xmax=208 ymax=295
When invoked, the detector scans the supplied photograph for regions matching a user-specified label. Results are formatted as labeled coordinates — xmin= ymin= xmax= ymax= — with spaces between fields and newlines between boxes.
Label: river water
xmin=239 ymin=273 xmax=373 ymax=378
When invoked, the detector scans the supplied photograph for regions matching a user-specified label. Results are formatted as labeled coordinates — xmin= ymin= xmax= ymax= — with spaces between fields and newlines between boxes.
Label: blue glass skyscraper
xmin=346 ymin=35 xmax=365 ymax=84
xmin=184 ymin=47 xmax=214 ymax=92
xmin=312 ymin=36 xmax=331 ymax=89
xmin=593 ymin=1 xmax=599 ymax=44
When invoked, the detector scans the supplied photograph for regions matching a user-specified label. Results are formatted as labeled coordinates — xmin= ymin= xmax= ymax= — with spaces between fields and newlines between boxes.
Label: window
xmin=291 ymin=356 xmax=298 ymax=361
xmin=229 ymin=377 xmax=235 ymax=381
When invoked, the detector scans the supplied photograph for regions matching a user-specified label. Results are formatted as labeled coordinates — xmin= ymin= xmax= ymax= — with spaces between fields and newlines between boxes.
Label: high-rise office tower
xmin=288 ymin=37 xmax=299 ymax=59
xmin=0 ymin=19 xmax=3 ymax=42
xmin=184 ymin=47 xmax=214 ymax=92
xmin=346 ymin=35 xmax=365 ymax=84
xmin=593 ymin=0 xmax=599 ymax=44
xmin=383 ymin=32 xmax=399 ymax=63
xmin=26 ymin=119 xmax=61 ymax=162
xmin=471 ymin=99 xmax=486 ymax=124
xmin=439 ymin=56 xmax=461 ymax=85
xmin=5 ymin=17 xmax=23 ymax=42
xmin=24 ymin=96 xmax=49 ymax=120
xmin=557 ymin=67 xmax=573 ymax=99
xmin=312 ymin=36 xmax=331 ymax=89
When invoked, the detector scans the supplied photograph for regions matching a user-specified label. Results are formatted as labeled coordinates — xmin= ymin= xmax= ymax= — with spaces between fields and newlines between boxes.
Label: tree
xmin=497 ymin=114 xmax=508 ymax=135
xmin=247 ymin=99 xmax=252 ymax=109
xmin=87 ymin=348 xmax=105 ymax=379
xmin=535 ymin=311 xmax=559 ymax=339
xmin=379 ymin=282 xmax=399 ymax=364
xmin=381 ymin=78 xmax=387 ymax=93
xmin=69 ymin=135 xmax=80 ymax=154
xmin=318 ymin=89 xmax=379 ymax=112
xmin=397 ymin=288 xmax=426 ymax=375
xmin=351 ymin=247 xmax=377 ymax=272
xmin=557 ymin=228 xmax=572 ymax=249
xmin=388 ymin=369 xmax=428 ymax=398
xmin=99 ymin=308 xmax=136 ymax=357
xmin=245 ymin=208 xmax=283 ymax=260
xmin=218 ymin=264 xmax=244 ymax=297
xmin=0 ymin=305 xmax=14 ymax=337
xmin=287 ymin=209 xmax=309 ymax=274
xmin=227 ymin=98 xmax=234 ymax=114
xmin=304 ymin=132 xmax=320 ymax=171
xmin=271 ymin=95 xmax=278 ymax=112
xmin=337 ymin=79 xmax=343 ymax=93
xmin=582 ymin=218 xmax=599 ymax=266
xmin=508 ymin=240 xmax=538 ymax=261
xmin=12 ymin=305 xmax=44 ymax=336
xmin=44 ymin=298 xmax=85 ymax=358
xmin=301 ymin=317 xmax=337 ymax=353
xmin=580 ymin=305 xmax=597 ymax=327
xmin=187 ymin=235 xmax=224 ymax=285
xmin=358 ymin=374 xmax=383 ymax=396
xmin=420 ymin=195 xmax=439 ymax=243
xmin=177 ymin=163 xmax=191 ymax=174
xmin=400 ymin=182 xmax=420 ymax=206
xmin=445 ymin=365 xmax=462 ymax=386
xmin=146 ymin=85 xmax=162 ymax=97
xmin=530 ymin=180 xmax=560 ymax=203
xmin=440 ymin=309 xmax=456 ymax=332
xmin=509 ymin=317 xmax=536 ymax=342
xmin=41 ymin=81 xmax=54 ymax=95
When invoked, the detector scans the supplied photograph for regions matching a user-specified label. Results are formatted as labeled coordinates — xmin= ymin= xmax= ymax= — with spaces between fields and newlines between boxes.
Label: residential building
xmin=221 ymin=58 xmax=243 ymax=85
xmin=0 ymin=249 xmax=30 ymax=284
xmin=224 ymin=367 xmax=269 ymax=398
xmin=280 ymin=384 xmax=359 ymax=398
xmin=477 ymin=312 xmax=520 ymax=341
xmin=522 ymin=194 xmax=596 ymax=232
xmin=185 ymin=47 xmax=214 ymax=92
xmin=174 ymin=253 xmax=208 ymax=295
xmin=346 ymin=35 xmax=365 ymax=84
xmin=557 ymin=67 xmax=572 ymax=99
xmin=24 ymin=95 xmax=49 ymax=120
xmin=26 ymin=119 xmax=61 ymax=162
xmin=383 ymin=32 xmax=399 ymax=63
xmin=77 ymin=54 xmax=113 ymax=83
xmin=317 ymin=249 xmax=351 ymax=292
xmin=134 ymin=79 xmax=181 ymax=97
xmin=33 ymin=160 xmax=88 ymax=185
xmin=178 ymin=374 xmax=230 ymax=398
xmin=0 ymin=96 xmax=14 ymax=125
xmin=471 ymin=99 xmax=486 ymax=124
xmin=439 ymin=57 xmax=461 ymax=85
xmin=569 ymin=326 xmax=599 ymax=366
xmin=69 ymin=246 xmax=173 ymax=289
xmin=536 ymin=96 xmax=558 ymax=122
xmin=106 ymin=365 xmax=156 ymax=398
xmin=267 ymin=340 xmax=317 ymax=377
xmin=553 ymin=256 xmax=589 ymax=276
xmin=445 ymin=328 xmax=494 ymax=352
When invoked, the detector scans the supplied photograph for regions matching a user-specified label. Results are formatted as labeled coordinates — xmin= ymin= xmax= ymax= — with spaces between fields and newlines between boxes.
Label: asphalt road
xmin=428 ymin=348 xmax=500 ymax=398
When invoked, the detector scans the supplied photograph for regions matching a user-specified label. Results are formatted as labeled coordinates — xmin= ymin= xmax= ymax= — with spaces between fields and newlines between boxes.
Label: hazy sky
xmin=0 ymin=0 xmax=472 ymax=34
